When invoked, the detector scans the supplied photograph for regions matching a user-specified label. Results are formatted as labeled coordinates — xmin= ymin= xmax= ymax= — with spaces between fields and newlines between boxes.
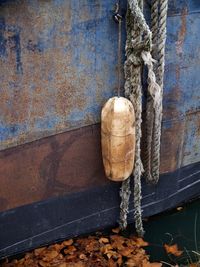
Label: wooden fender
xmin=101 ymin=97 xmax=135 ymax=181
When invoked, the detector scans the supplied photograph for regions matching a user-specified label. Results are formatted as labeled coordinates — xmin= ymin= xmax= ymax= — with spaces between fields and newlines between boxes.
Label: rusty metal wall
xmin=0 ymin=0 xmax=200 ymax=169
xmin=0 ymin=0 xmax=125 ymax=150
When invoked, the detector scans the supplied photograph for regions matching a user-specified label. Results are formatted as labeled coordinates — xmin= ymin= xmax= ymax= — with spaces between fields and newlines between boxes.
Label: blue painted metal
xmin=0 ymin=0 xmax=199 ymax=172
xmin=0 ymin=0 xmax=126 ymax=149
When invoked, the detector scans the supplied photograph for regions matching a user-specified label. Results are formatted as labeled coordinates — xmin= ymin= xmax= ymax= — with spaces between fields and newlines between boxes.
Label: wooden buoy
xmin=101 ymin=97 xmax=135 ymax=181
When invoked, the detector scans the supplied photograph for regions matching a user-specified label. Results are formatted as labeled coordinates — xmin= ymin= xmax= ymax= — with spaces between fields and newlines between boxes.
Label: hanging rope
xmin=144 ymin=0 xmax=159 ymax=183
xmin=119 ymin=0 xmax=168 ymax=236
xmin=151 ymin=0 xmax=169 ymax=183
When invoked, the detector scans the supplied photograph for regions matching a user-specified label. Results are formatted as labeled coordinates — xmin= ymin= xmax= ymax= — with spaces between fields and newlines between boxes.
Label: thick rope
xmin=119 ymin=6 xmax=132 ymax=230
xmin=151 ymin=0 xmax=168 ymax=183
xmin=119 ymin=178 xmax=131 ymax=229
xmin=120 ymin=0 xmax=145 ymax=236
xmin=121 ymin=0 xmax=150 ymax=237
xmin=144 ymin=0 xmax=159 ymax=182
xmin=120 ymin=0 xmax=168 ymax=236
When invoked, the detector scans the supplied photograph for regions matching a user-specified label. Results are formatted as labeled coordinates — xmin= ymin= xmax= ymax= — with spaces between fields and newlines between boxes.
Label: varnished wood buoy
xmin=101 ymin=97 xmax=135 ymax=181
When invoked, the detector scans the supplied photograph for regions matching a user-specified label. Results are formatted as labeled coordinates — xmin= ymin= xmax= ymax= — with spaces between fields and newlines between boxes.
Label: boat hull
xmin=0 ymin=0 xmax=200 ymax=259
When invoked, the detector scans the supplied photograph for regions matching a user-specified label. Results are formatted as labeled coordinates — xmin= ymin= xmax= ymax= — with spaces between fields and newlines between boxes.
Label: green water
xmin=142 ymin=199 xmax=200 ymax=265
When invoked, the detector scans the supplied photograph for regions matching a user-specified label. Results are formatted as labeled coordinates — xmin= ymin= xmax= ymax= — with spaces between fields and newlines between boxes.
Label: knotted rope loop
xmin=141 ymin=51 xmax=161 ymax=107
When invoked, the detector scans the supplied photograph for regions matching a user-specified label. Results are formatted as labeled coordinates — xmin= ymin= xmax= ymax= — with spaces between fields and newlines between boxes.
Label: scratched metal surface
xmin=0 ymin=0 xmax=200 ymax=170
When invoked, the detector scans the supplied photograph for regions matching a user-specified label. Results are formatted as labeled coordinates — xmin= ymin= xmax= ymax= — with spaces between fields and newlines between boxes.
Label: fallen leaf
xmin=164 ymin=244 xmax=183 ymax=257
xmin=64 ymin=245 xmax=77 ymax=255
xmin=112 ymin=227 xmax=120 ymax=234
xmin=106 ymin=250 xmax=118 ymax=259
xmin=126 ymin=258 xmax=137 ymax=266
xmin=176 ymin=206 xmax=183 ymax=211
xmin=100 ymin=244 xmax=113 ymax=254
xmin=79 ymin=253 xmax=87 ymax=260
xmin=63 ymin=239 xmax=73 ymax=246
xmin=134 ymin=237 xmax=149 ymax=247
xmin=108 ymin=258 xmax=117 ymax=267
xmin=57 ymin=263 xmax=67 ymax=267
xmin=99 ymin=237 xmax=109 ymax=244
xmin=34 ymin=247 xmax=46 ymax=256
xmin=119 ymin=247 xmax=134 ymax=257
xmin=43 ymin=250 xmax=59 ymax=261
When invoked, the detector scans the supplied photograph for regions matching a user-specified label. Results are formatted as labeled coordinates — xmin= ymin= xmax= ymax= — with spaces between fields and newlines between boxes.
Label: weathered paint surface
xmin=0 ymin=0 xmax=126 ymax=149
xmin=0 ymin=0 xmax=200 ymax=211
xmin=0 ymin=124 xmax=109 ymax=211
xmin=162 ymin=1 xmax=200 ymax=169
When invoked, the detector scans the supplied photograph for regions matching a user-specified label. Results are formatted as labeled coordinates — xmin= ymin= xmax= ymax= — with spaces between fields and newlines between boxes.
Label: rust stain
xmin=175 ymin=64 xmax=180 ymax=80
xmin=160 ymin=120 xmax=185 ymax=173
xmin=163 ymin=85 xmax=182 ymax=121
xmin=0 ymin=124 xmax=108 ymax=212
xmin=175 ymin=7 xmax=187 ymax=56
xmin=0 ymin=1 xmax=76 ymax=135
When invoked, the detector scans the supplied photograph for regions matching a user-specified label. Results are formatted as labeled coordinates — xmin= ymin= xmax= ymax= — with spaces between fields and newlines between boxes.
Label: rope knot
xmin=141 ymin=51 xmax=161 ymax=107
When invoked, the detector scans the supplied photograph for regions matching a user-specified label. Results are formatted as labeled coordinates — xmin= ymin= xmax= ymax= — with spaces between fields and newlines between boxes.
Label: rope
xmin=119 ymin=178 xmax=131 ymax=229
xmin=119 ymin=5 xmax=133 ymax=232
xmin=121 ymin=0 xmax=147 ymax=237
xmin=151 ymin=0 xmax=168 ymax=183
xmin=144 ymin=0 xmax=168 ymax=184
xmin=119 ymin=0 xmax=168 ymax=235
xmin=144 ymin=0 xmax=159 ymax=182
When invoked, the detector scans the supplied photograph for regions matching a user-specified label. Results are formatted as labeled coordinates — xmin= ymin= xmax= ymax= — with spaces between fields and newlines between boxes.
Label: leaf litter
xmin=1 ymin=228 xmax=192 ymax=267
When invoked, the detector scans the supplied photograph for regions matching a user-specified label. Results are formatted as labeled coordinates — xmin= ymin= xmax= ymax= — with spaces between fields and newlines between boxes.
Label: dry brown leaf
xmin=57 ymin=263 xmax=67 ymax=267
xmin=112 ymin=227 xmax=120 ymax=234
xmin=117 ymin=255 xmax=123 ymax=266
xmin=38 ymin=260 xmax=47 ymax=267
xmin=164 ymin=244 xmax=183 ymax=257
xmin=106 ymin=250 xmax=118 ymax=259
xmin=43 ymin=250 xmax=59 ymax=261
xmin=34 ymin=247 xmax=46 ymax=256
xmin=79 ymin=253 xmax=87 ymax=260
xmin=85 ymin=239 xmax=99 ymax=252
xmin=108 ymin=258 xmax=117 ymax=267
xmin=63 ymin=239 xmax=73 ymax=246
xmin=134 ymin=237 xmax=149 ymax=247
xmin=64 ymin=245 xmax=77 ymax=255
xmin=67 ymin=262 xmax=86 ymax=267
xmin=65 ymin=254 xmax=77 ymax=261
xmin=99 ymin=237 xmax=109 ymax=244
xmin=100 ymin=244 xmax=113 ymax=254
xmin=126 ymin=258 xmax=137 ymax=267
xmin=111 ymin=235 xmax=125 ymax=243
xmin=176 ymin=206 xmax=183 ymax=211
xmin=119 ymin=247 xmax=134 ymax=257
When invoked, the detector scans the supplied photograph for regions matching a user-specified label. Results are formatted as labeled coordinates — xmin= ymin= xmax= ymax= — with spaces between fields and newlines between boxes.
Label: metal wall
xmin=0 ymin=0 xmax=200 ymax=210
xmin=0 ymin=0 xmax=125 ymax=150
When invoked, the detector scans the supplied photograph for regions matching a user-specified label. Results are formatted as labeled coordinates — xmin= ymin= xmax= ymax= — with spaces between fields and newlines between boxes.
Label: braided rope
xmin=151 ymin=0 xmax=168 ymax=183
xmin=119 ymin=5 xmax=133 ymax=230
xmin=144 ymin=0 xmax=159 ymax=182
xmin=129 ymin=0 xmax=144 ymax=237
xmin=119 ymin=178 xmax=131 ymax=229
xmin=120 ymin=0 xmax=145 ymax=236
